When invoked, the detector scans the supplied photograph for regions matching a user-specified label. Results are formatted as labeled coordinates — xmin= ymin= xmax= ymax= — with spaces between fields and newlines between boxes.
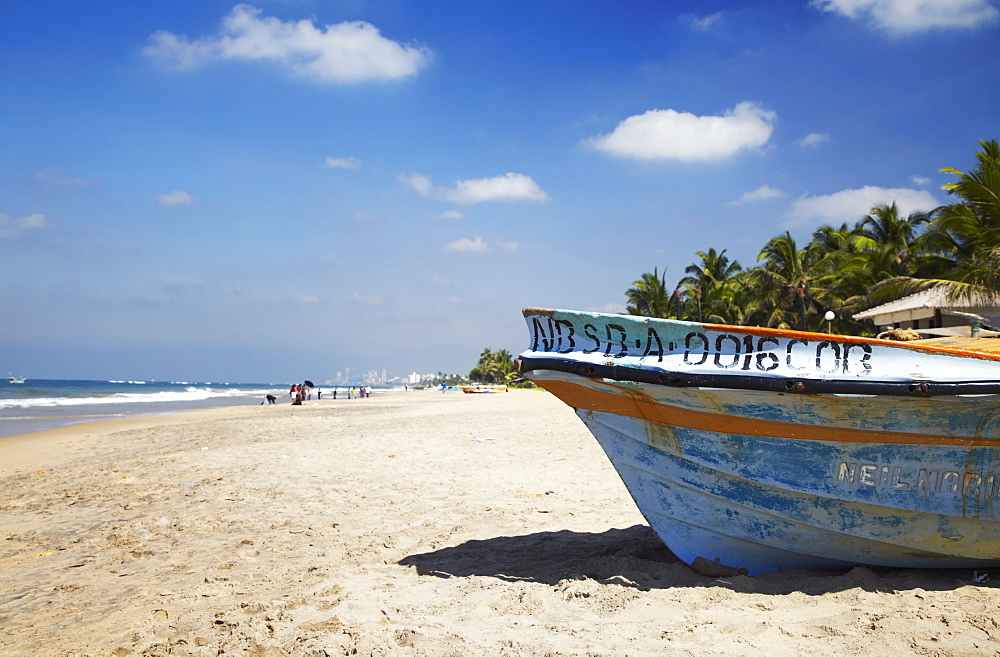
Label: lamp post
xmin=824 ymin=310 xmax=835 ymax=333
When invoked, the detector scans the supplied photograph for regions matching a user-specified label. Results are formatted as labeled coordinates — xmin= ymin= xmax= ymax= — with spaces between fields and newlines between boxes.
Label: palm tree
xmin=625 ymin=267 xmax=671 ymax=318
xmin=939 ymin=139 xmax=1000 ymax=231
xmin=926 ymin=139 xmax=1000 ymax=294
xmin=469 ymin=348 xmax=516 ymax=383
xmin=678 ymin=248 xmax=743 ymax=323
xmin=869 ymin=139 xmax=1000 ymax=303
xmin=746 ymin=232 xmax=834 ymax=330
xmin=840 ymin=203 xmax=933 ymax=310
xmin=810 ymin=222 xmax=863 ymax=254
xmin=859 ymin=202 xmax=930 ymax=249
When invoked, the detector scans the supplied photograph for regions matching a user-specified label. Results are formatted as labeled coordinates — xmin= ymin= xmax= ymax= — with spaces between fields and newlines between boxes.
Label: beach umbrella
xmin=303 ymin=380 xmax=315 ymax=388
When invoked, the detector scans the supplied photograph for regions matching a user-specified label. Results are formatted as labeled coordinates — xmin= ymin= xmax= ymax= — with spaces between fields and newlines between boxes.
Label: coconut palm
xmin=469 ymin=348 xmax=516 ymax=383
xmin=859 ymin=202 xmax=931 ymax=250
xmin=677 ymin=248 xmax=743 ymax=323
xmin=925 ymin=139 xmax=1000 ymax=292
xmin=870 ymin=139 xmax=1000 ymax=303
xmin=745 ymin=232 xmax=835 ymax=330
xmin=939 ymin=139 xmax=1000 ymax=231
xmin=810 ymin=222 xmax=863 ymax=254
xmin=625 ymin=267 xmax=672 ymax=318
xmin=838 ymin=203 xmax=934 ymax=309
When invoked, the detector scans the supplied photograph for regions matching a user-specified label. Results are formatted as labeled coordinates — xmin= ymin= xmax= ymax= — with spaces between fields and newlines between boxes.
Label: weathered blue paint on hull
xmin=583 ymin=407 xmax=999 ymax=573
xmin=519 ymin=309 xmax=1000 ymax=575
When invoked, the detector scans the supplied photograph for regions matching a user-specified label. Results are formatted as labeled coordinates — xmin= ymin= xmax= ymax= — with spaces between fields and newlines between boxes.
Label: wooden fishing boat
xmin=517 ymin=308 xmax=1000 ymax=575
xmin=461 ymin=384 xmax=508 ymax=394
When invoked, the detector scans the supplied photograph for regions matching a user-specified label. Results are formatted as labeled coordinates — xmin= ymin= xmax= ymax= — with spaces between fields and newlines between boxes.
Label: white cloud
xmin=435 ymin=210 xmax=466 ymax=219
xmin=688 ymin=12 xmax=724 ymax=30
xmin=34 ymin=168 xmax=93 ymax=189
xmin=351 ymin=291 xmax=384 ymax=305
xmin=811 ymin=0 xmax=998 ymax=34
xmin=729 ymin=185 xmax=785 ymax=205
xmin=445 ymin=236 xmax=489 ymax=252
xmin=441 ymin=236 xmax=518 ymax=252
xmin=911 ymin=175 xmax=931 ymax=186
xmin=157 ymin=190 xmax=195 ymax=207
xmin=324 ymin=156 xmax=360 ymax=169
xmin=796 ymin=132 xmax=830 ymax=148
xmin=398 ymin=173 xmax=434 ymax=197
xmin=786 ymin=186 xmax=939 ymax=227
xmin=445 ymin=173 xmax=550 ymax=204
xmin=399 ymin=172 xmax=550 ymax=205
xmin=0 ymin=212 xmax=47 ymax=239
xmin=585 ymin=102 xmax=776 ymax=161
xmin=144 ymin=4 xmax=431 ymax=83
xmin=300 ymin=295 xmax=320 ymax=303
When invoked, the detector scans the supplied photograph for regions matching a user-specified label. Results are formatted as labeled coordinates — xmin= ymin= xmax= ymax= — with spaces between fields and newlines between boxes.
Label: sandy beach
xmin=2 ymin=389 xmax=999 ymax=656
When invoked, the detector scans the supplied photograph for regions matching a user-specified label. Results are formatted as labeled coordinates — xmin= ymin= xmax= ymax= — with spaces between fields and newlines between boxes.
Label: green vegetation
xmin=429 ymin=372 xmax=471 ymax=388
xmin=467 ymin=348 xmax=535 ymax=387
xmin=468 ymin=348 xmax=517 ymax=384
xmin=624 ymin=139 xmax=1000 ymax=334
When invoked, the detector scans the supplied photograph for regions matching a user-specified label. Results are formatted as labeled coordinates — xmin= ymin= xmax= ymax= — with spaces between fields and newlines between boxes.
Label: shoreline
xmin=3 ymin=389 xmax=999 ymax=656
xmin=0 ymin=387 xmax=396 ymax=440
xmin=0 ymin=396 xmax=366 ymax=475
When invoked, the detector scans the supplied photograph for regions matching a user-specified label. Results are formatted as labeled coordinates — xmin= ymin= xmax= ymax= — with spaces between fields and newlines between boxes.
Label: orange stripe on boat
xmin=540 ymin=379 xmax=1000 ymax=447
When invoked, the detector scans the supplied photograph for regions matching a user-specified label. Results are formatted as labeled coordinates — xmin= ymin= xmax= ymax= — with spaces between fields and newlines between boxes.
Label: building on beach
xmin=853 ymin=288 xmax=1000 ymax=337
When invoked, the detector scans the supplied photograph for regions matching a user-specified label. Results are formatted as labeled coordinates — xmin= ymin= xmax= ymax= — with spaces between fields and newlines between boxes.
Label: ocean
xmin=0 ymin=379 xmax=306 ymax=438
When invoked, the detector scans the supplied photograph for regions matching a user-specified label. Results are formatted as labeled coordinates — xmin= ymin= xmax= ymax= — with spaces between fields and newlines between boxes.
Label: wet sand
xmin=1 ymin=389 xmax=999 ymax=656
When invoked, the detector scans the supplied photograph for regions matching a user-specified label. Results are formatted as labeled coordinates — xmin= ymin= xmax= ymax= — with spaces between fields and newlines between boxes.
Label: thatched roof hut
xmin=853 ymin=288 xmax=1000 ymax=337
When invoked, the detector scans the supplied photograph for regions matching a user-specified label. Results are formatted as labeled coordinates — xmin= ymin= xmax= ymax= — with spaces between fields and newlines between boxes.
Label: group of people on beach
xmin=274 ymin=383 xmax=373 ymax=405
xmin=344 ymin=386 xmax=371 ymax=399
xmin=289 ymin=383 xmax=319 ymax=405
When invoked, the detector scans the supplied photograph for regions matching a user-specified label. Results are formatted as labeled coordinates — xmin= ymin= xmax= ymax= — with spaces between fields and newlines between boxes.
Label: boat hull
xmin=461 ymin=385 xmax=508 ymax=394
xmin=519 ymin=309 xmax=1000 ymax=574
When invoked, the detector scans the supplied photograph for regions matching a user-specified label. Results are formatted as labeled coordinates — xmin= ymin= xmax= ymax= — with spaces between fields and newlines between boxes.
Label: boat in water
xmin=517 ymin=307 xmax=1000 ymax=575
xmin=7 ymin=374 xmax=25 ymax=384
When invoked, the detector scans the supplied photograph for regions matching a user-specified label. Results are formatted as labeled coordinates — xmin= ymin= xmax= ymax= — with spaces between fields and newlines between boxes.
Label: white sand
xmin=1 ymin=390 xmax=998 ymax=656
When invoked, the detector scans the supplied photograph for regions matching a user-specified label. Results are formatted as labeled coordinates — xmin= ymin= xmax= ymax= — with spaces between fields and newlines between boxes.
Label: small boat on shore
xmin=461 ymin=384 xmax=508 ymax=394
xmin=517 ymin=307 xmax=1000 ymax=575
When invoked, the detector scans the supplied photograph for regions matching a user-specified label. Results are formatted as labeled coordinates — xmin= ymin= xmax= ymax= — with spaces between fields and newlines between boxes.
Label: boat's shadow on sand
xmin=398 ymin=524 xmax=998 ymax=595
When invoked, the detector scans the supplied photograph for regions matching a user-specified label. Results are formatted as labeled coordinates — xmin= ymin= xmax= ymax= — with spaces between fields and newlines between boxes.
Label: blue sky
xmin=2 ymin=0 xmax=998 ymax=382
